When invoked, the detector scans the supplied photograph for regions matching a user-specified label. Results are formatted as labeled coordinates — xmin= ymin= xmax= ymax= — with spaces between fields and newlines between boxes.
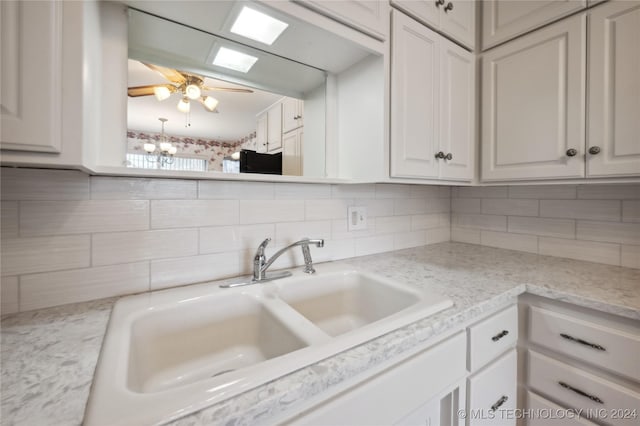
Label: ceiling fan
xmin=127 ymin=63 xmax=253 ymax=113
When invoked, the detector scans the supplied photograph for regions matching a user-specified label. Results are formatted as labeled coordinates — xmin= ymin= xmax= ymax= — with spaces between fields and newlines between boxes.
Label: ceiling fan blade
xmin=127 ymin=85 xmax=159 ymax=97
xmin=127 ymin=84 xmax=176 ymax=98
xmin=202 ymin=86 xmax=254 ymax=93
xmin=143 ymin=62 xmax=186 ymax=83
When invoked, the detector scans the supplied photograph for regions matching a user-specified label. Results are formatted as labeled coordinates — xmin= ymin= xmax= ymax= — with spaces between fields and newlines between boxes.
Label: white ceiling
xmin=127 ymin=60 xmax=282 ymax=141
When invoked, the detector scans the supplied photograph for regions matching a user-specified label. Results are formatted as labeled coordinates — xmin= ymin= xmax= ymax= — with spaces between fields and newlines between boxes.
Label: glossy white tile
xmin=152 ymin=200 xmax=239 ymax=228
xmin=451 ymin=213 xmax=507 ymax=231
xmin=540 ymin=200 xmax=621 ymax=221
xmin=451 ymin=198 xmax=481 ymax=214
xmin=199 ymin=224 xmax=275 ymax=254
xmin=410 ymin=214 xmax=441 ymax=230
xmin=622 ymin=200 xmax=640 ymax=223
xmin=274 ymin=183 xmax=331 ymax=200
xmin=199 ymin=181 xmax=274 ymax=200
xmin=354 ymin=234 xmax=394 ymax=256
xmin=577 ymin=221 xmax=640 ymax=245
xmin=275 ymin=220 xmax=331 ymax=245
xmin=20 ymin=200 xmax=149 ymax=236
xmin=1 ymin=276 xmax=18 ymax=315
xmin=481 ymin=230 xmax=538 ymax=254
xmin=1 ymin=201 xmax=18 ymax=238
xmin=19 ymin=262 xmax=149 ymax=312
xmin=577 ymin=184 xmax=640 ymax=199
xmin=1 ymin=235 xmax=90 ymax=276
xmin=621 ymin=245 xmax=640 ymax=269
xmin=1 ymin=168 xmax=89 ymax=201
xmin=508 ymin=185 xmax=576 ymax=199
xmin=331 ymin=184 xmax=375 ymax=199
xmin=539 ymin=237 xmax=620 ymax=266
xmin=375 ymin=216 xmax=411 ymax=235
xmin=481 ymin=198 xmax=538 ymax=216
xmin=91 ymin=177 xmax=197 ymax=200
xmin=305 ymin=199 xmax=350 ymax=221
xmin=508 ymin=216 xmax=576 ymax=239
xmin=241 ymin=200 xmax=305 ymax=224
xmin=92 ymin=229 xmax=198 ymax=266
xmin=151 ymin=252 xmax=239 ymax=290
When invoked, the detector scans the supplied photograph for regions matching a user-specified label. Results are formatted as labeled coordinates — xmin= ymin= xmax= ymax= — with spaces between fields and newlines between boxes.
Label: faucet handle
xmin=257 ymin=238 xmax=271 ymax=255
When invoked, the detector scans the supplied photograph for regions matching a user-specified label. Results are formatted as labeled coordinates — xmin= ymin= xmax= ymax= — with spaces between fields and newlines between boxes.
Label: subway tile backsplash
xmin=1 ymin=168 xmax=638 ymax=315
xmin=0 ymin=168 xmax=451 ymax=314
xmin=451 ymin=184 xmax=640 ymax=269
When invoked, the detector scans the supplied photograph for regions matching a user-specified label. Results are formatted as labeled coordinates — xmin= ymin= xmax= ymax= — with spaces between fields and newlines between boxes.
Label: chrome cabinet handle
xmin=491 ymin=330 xmax=509 ymax=342
xmin=490 ymin=395 xmax=508 ymax=412
xmin=445 ymin=153 xmax=453 ymax=160
xmin=566 ymin=148 xmax=578 ymax=157
xmin=560 ymin=333 xmax=606 ymax=351
xmin=444 ymin=2 xmax=454 ymax=12
xmin=435 ymin=0 xmax=445 ymax=7
xmin=435 ymin=151 xmax=445 ymax=159
xmin=588 ymin=146 xmax=601 ymax=155
xmin=559 ymin=382 xmax=604 ymax=404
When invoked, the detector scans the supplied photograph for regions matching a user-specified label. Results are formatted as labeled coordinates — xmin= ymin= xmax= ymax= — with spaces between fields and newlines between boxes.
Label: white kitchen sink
xmin=85 ymin=265 xmax=452 ymax=425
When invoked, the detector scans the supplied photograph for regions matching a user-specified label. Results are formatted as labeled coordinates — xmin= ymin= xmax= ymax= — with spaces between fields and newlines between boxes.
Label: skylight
xmin=212 ymin=47 xmax=258 ymax=73
xmin=230 ymin=6 xmax=289 ymax=45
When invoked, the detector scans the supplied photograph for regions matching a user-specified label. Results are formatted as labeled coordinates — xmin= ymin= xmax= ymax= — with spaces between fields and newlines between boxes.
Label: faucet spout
xmin=260 ymin=238 xmax=324 ymax=274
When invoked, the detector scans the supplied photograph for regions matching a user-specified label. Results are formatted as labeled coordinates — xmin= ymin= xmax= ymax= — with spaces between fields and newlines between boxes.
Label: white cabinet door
xmin=391 ymin=0 xmax=440 ymax=29
xmin=468 ymin=349 xmax=518 ymax=426
xmin=267 ymin=103 xmax=282 ymax=152
xmin=282 ymin=128 xmax=302 ymax=176
xmin=1 ymin=0 xmax=62 ymax=153
xmin=391 ymin=10 xmax=440 ymax=179
xmin=439 ymin=37 xmax=475 ymax=180
xmin=301 ymin=0 xmax=390 ymax=40
xmin=439 ymin=0 xmax=476 ymax=50
xmin=481 ymin=0 xmax=587 ymax=50
xmin=256 ymin=113 xmax=268 ymax=153
xmin=481 ymin=13 xmax=586 ymax=181
xmin=282 ymin=97 xmax=303 ymax=134
xmin=587 ymin=0 xmax=640 ymax=177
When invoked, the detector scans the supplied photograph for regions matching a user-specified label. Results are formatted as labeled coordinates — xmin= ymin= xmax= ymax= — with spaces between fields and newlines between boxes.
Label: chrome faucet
xmin=221 ymin=237 xmax=324 ymax=288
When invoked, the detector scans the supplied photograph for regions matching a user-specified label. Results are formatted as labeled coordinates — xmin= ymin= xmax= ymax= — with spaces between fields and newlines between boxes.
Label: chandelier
xmin=143 ymin=118 xmax=177 ymax=166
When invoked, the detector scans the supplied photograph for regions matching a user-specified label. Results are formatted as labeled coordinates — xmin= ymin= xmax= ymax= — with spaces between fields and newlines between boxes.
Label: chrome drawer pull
xmin=560 ymin=333 xmax=606 ymax=351
xmin=559 ymin=381 xmax=604 ymax=404
xmin=490 ymin=395 xmax=508 ymax=412
xmin=492 ymin=330 xmax=509 ymax=342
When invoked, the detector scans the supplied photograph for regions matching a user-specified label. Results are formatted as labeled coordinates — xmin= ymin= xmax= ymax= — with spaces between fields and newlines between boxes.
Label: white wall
xmin=0 ymin=168 xmax=451 ymax=315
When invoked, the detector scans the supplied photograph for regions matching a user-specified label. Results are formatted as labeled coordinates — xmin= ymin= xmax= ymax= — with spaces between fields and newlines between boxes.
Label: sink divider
xmin=261 ymin=298 xmax=333 ymax=346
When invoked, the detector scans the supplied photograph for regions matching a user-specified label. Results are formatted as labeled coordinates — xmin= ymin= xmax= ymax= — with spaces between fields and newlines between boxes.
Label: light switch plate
xmin=347 ymin=206 xmax=367 ymax=231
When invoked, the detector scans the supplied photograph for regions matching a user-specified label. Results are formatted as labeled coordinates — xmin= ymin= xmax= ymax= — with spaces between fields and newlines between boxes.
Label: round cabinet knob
xmin=444 ymin=2 xmax=454 ymax=12
xmin=588 ymin=146 xmax=601 ymax=155
xmin=435 ymin=0 xmax=445 ymax=7
xmin=445 ymin=153 xmax=453 ymax=160
xmin=435 ymin=151 xmax=445 ymax=159
xmin=566 ymin=148 xmax=578 ymax=157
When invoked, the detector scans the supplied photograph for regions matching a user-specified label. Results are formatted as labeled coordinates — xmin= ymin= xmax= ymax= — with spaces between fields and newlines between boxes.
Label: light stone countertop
xmin=2 ymin=242 xmax=639 ymax=426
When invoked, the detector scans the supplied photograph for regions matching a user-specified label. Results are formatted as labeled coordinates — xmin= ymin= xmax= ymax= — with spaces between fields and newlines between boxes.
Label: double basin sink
xmin=85 ymin=265 xmax=452 ymax=425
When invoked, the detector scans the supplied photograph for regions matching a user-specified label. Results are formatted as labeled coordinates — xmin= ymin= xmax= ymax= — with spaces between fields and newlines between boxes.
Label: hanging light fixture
xmin=185 ymin=83 xmax=201 ymax=100
xmin=144 ymin=118 xmax=176 ymax=167
xmin=153 ymin=86 xmax=172 ymax=101
xmin=177 ymin=97 xmax=190 ymax=113
xmin=202 ymin=96 xmax=219 ymax=112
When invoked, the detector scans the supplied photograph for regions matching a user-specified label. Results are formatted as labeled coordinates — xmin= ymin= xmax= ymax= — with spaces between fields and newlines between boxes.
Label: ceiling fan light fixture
xmin=231 ymin=6 xmax=289 ymax=45
xmin=212 ymin=47 xmax=258 ymax=73
xmin=203 ymin=96 xmax=219 ymax=111
xmin=185 ymin=84 xmax=201 ymax=100
xmin=153 ymin=86 xmax=172 ymax=101
xmin=177 ymin=97 xmax=190 ymax=113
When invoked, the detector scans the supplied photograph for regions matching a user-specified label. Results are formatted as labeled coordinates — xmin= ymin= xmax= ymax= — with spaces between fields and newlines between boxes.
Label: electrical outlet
xmin=347 ymin=206 xmax=367 ymax=231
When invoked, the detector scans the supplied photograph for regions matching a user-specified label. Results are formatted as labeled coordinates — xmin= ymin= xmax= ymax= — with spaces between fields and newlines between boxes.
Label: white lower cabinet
xmin=282 ymin=128 xmax=303 ymax=176
xmin=468 ymin=349 xmax=518 ymax=426
xmin=284 ymin=332 xmax=467 ymax=425
xmin=528 ymin=350 xmax=640 ymax=426
xmin=527 ymin=391 xmax=597 ymax=426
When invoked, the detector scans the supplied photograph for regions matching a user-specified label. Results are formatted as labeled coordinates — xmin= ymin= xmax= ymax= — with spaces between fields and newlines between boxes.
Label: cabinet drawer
xmin=288 ymin=332 xmax=467 ymax=425
xmin=528 ymin=350 xmax=640 ymax=426
xmin=468 ymin=305 xmax=518 ymax=371
xmin=527 ymin=391 xmax=597 ymax=425
xmin=529 ymin=306 xmax=640 ymax=382
xmin=468 ymin=349 xmax=518 ymax=426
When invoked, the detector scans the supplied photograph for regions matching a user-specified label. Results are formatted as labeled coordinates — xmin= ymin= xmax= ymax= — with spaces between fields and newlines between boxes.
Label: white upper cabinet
xmin=282 ymin=97 xmax=304 ymax=134
xmin=481 ymin=13 xmax=586 ymax=181
xmin=267 ymin=103 xmax=283 ymax=152
xmin=391 ymin=0 xmax=476 ymax=49
xmin=481 ymin=0 xmax=587 ymax=50
xmin=391 ymin=11 xmax=440 ymax=179
xmin=439 ymin=37 xmax=476 ymax=180
xmin=391 ymin=10 xmax=474 ymax=181
xmin=587 ymin=0 xmax=640 ymax=177
xmin=298 ymin=0 xmax=390 ymax=40
xmin=1 ymin=0 xmax=62 ymax=153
